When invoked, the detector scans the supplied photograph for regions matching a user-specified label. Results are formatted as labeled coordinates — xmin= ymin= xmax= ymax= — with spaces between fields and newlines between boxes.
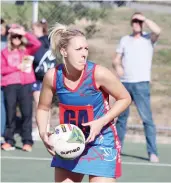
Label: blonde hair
xmin=49 ymin=23 xmax=85 ymax=59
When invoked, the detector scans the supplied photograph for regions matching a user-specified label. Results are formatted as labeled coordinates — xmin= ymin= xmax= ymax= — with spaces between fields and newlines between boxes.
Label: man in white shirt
xmin=113 ymin=12 xmax=161 ymax=162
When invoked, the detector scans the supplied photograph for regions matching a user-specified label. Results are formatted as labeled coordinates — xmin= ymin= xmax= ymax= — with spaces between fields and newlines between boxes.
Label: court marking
xmin=1 ymin=156 xmax=171 ymax=167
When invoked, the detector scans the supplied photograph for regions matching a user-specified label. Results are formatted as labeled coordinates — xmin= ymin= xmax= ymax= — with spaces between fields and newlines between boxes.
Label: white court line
xmin=1 ymin=156 xmax=51 ymax=161
xmin=1 ymin=156 xmax=171 ymax=167
xmin=122 ymin=161 xmax=171 ymax=167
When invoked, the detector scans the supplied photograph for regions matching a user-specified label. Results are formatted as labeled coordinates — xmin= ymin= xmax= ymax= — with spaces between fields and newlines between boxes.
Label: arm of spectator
xmin=8 ymin=27 xmax=41 ymax=55
xmin=112 ymin=53 xmax=124 ymax=78
xmin=25 ymin=32 xmax=41 ymax=55
xmin=112 ymin=37 xmax=124 ymax=78
xmin=1 ymin=52 xmax=19 ymax=75
xmin=132 ymin=14 xmax=161 ymax=43
xmin=144 ymin=18 xmax=161 ymax=43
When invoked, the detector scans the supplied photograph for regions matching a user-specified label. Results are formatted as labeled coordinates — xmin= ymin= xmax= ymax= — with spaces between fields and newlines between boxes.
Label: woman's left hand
xmin=82 ymin=119 xmax=104 ymax=143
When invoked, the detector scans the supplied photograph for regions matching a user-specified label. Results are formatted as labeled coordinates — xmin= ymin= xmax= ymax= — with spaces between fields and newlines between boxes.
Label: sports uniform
xmin=51 ymin=61 xmax=121 ymax=178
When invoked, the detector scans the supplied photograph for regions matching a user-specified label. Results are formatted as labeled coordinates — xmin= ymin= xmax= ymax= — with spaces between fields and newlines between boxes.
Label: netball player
xmin=36 ymin=23 xmax=131 ymax=182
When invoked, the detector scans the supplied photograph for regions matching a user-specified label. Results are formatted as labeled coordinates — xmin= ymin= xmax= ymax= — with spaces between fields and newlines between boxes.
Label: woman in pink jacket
xmin=1 ymin=25 xmax=41 ymax=152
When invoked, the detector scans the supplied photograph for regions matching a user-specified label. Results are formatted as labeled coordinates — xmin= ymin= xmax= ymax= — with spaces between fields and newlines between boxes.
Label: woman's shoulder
xmin=93 ymin=64 xmax=112 ymax=80
xmin=43 ymin=67 xmax=56 ymax=86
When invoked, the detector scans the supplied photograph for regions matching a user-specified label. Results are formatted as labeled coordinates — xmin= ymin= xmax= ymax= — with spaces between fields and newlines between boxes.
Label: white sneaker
xmin=150 ymin=154 xmax=159 ymax=163
xmin=32 ymin=128 xmax=41 ymax=141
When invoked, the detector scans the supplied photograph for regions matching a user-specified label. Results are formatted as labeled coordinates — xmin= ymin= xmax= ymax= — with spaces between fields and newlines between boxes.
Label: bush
xmin=85 ymin=24 xmax=100 ymax=39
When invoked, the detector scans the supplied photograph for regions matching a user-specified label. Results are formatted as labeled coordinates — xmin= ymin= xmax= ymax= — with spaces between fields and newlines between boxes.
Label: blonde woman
xmin=1 ymin=24 xmax=41 ymax=152
xmin=36 ymin=23 xmax=131 ymax=182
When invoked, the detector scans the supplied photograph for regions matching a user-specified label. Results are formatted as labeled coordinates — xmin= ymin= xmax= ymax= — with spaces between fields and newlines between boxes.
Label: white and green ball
xmin=49 ymin=124 xmax=85 ymax=160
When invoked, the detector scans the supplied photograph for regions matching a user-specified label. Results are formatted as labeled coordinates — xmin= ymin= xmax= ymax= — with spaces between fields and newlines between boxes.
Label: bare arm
xmin=8 ymin=27 xmax=41 ymax=55
xmin=144 ymin=18 xmax=161 ymax=43
xmin=95 ymin=65 xmax=131 ymax=126
xmin=83 ymin=65 xmax=131 ymax=143
xmin=36 ymin=68 xmax=55 ymax=137
xmin=112 ymin=53 xmax=124 ymax=77
xmin=132 ymin=14 xmax=161 ymax=43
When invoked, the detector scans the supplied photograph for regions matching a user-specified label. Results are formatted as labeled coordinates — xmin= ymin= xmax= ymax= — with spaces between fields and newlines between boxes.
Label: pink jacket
xmin=1 ymin=33 xmax=41 ymax=86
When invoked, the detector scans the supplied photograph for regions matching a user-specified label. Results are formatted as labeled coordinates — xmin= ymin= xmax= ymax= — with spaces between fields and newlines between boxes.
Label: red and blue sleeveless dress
xmin=51 ymin=61 xmax=121 ymax=178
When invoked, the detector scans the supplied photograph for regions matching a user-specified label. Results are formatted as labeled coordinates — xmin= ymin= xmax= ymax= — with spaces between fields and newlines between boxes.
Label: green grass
xmin=1 ymin=140 xmax=171 ymax=182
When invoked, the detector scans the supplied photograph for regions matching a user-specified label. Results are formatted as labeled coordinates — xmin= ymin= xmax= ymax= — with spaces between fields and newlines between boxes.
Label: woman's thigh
xmin=55 ymin=167 xmax=84 ymax=183
xmin=89 ymin=175 xmax=115 ymax=182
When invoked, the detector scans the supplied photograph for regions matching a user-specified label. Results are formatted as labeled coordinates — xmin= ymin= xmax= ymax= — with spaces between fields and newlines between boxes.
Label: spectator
xmin=31 ymin=19 xmax=56 ymax=140
xmin=1 ymin=24 xmax=41 ymax=151
xmin=1 ymin=18 xmax=9 ymax=143
xmin=1 ymin=18 xmax=9 ymax=50
xmin=112 ymin=12 xmax=161 ymax=162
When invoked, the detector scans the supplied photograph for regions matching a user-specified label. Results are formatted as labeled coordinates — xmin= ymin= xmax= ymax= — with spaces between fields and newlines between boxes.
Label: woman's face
xmin=11 ymin=34 xmax=22 ymax=47
xmin=32 ymin=25 xmax=43 ymax=37
xmin=0 ymin=24 xmax=6 ymax=36
xmin=64 ymin=36 xmax=88 ymax=71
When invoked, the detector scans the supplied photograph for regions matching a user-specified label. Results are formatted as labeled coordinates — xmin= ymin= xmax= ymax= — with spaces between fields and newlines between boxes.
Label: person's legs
xmin=33 ymin=82 xmax=51 ymax=133
xmin=132 ymin=82 xmax=158 ymax=158
xmin=17 ymin=84 xmax=33 ymax=147
xmin=32 ymin=90 xmax=42 ymax=140
xmin=32 ymin=81 xmax=44 ymax=140
xmin=89 ymin=175 xmax=115 ymax=182
xmin=116 ymin=107 xmax=130 ymax=148
xmin=3 ymin=85 xmax=18 ymax=146
xmin=1 ymin=88 xmax=6 ymax=137
xmin=32 ymin=81 xmax=42 ymax=107
xmin=33 ymin=90 xmax=40 ymax=107
xmin=55 ymin=168 xmax=84 ymax=182
xmin=116 ymin=83 xmax=131 ymax=148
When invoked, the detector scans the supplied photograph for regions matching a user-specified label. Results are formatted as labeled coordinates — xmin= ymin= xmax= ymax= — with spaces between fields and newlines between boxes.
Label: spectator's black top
xmin=33 ymin=35 xmax=50 ymax=80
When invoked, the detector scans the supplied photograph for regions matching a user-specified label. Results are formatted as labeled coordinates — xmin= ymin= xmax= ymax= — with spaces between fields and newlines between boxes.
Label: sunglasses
xmin=11 ymin=34 xmax=22 ymax=39
xmin=131 ymin=19 xmax=144 ymax=24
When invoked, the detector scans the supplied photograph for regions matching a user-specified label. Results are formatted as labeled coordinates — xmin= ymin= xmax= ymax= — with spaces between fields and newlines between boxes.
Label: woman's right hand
xmin=17 ymin=63 xmax=30 ymax=72
xmin=40 ymin=132 xmax=56 ymax=156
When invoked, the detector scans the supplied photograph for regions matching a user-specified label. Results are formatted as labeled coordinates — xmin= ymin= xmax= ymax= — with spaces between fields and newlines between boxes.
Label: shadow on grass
xmin=121 ymin=153 xmax=149 ymax=161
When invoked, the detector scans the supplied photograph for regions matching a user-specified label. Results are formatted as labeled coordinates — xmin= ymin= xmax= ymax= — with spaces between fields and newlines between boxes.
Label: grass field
xmin=1 ymin=137 xmax=171 ymax=182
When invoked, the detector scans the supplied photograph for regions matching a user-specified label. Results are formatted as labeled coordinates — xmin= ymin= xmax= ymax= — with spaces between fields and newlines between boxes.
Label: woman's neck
xmin=64 ymin=65 xmax=84 ymax=81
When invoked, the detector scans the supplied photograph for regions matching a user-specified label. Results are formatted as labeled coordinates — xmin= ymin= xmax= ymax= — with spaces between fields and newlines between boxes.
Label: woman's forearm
xmin=25 ymin=32 xmax=41 ymax=55
xmin=36 ymin=108 xmax=50 ymax=137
